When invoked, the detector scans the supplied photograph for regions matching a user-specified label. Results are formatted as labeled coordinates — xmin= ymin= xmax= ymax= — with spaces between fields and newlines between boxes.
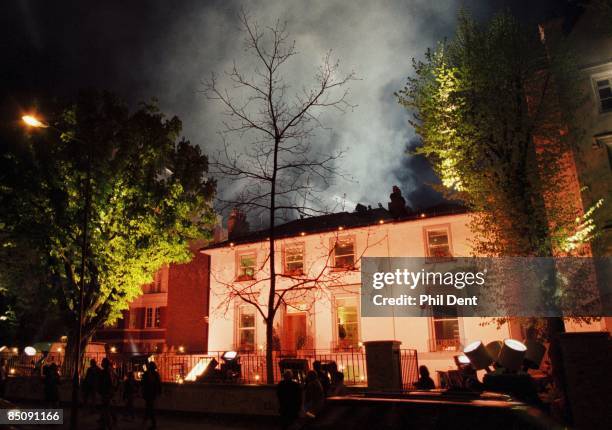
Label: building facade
xmin=203 ymin=207 xmax=523 ymax=378
xmin=95 ymin=248 xmax=211 ymax=354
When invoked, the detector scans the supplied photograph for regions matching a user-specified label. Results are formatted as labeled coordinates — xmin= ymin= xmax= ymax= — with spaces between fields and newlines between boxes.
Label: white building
xmin=202 ymin=204 xmax=538 ymax=379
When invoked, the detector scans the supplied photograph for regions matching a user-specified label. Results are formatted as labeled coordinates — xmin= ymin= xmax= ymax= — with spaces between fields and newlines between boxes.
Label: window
xmin=335 ymin=296 xmax=359 ymax=350
xmin=333 ymin=236 xmax=355 ymax=269
xmin=144 ymin=269 xmax=164 ymax=293
xmin=425 ymin=228 xmax=452 ymax=260
xmin=595 ymin=77 xmax=612 ymax=113
xmin=594 ymin=133 xmax=612 ymax=169
xmin=237 ymin=306 xmax=256 ymax=352
xmin=154 ymin=307 xmax=161 ymax=328
xmin=431 ymin=305 xmax=460 ymax=351
xmin=284 ymin=244 xmax=305 ymax=275
xmin=237 ymin=253 xmax=256 ymax=281
xmin=145 ymin=307 xmax=153 ymax=328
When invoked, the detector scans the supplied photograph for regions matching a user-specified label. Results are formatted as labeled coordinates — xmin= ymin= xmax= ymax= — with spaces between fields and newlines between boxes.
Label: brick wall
xmin=165 ymin=251 xmax=210 ymax=353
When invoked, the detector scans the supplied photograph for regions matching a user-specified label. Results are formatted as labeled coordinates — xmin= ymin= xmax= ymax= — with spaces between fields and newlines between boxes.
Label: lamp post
xmin=22 ymin=114 xmax=90 ymax=430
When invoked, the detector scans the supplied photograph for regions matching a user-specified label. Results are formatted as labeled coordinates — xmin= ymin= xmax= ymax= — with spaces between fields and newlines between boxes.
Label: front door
xmin=283 ymin=313 xmax=307 ymax=354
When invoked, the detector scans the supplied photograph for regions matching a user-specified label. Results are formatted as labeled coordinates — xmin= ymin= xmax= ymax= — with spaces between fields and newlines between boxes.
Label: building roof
xmin=201 ymin=202 xmax=468 ymax=251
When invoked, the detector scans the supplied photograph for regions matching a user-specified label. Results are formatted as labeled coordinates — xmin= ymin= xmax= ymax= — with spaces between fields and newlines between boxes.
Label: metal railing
xmin=1 ymin=348 xmax=419 ymax=388
xmin=400 ymin=349 xmax=419 ymax=390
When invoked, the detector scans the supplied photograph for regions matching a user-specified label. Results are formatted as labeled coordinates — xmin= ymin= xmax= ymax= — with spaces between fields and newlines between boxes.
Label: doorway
xmin=283 ymin=313 xmax=307 ymax=354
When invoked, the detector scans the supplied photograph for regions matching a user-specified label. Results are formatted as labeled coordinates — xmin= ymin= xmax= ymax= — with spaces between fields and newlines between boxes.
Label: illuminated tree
xmin=396 ymin=11 xmax=602 ymax=419
xmin=0 ymin=90 xmax=216 ymax=367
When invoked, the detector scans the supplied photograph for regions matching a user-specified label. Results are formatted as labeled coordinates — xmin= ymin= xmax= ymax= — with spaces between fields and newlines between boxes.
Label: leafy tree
xmin=0 ymin=90 xmax=216 ymax=367
xmin=396 ymin=11 xmax=602 ymax=420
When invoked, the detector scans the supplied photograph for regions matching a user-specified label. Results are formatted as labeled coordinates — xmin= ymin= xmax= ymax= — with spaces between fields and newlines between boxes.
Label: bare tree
xmin=205 ymin=9 xmax=357 ymax=382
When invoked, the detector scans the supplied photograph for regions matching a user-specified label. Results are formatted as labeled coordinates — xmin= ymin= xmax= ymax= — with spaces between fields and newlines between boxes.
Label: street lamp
xmin=21 ymin=113 xmax=90 ymax=430
xmin=21 ymin=115 xmax=49 ymax=128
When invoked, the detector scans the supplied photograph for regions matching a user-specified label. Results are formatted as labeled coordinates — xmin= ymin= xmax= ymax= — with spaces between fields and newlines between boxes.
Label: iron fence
xmin=1 ymin=348 xmax=418 ymax=388
xmin=400 ymin=349 xmax=419 ymax=390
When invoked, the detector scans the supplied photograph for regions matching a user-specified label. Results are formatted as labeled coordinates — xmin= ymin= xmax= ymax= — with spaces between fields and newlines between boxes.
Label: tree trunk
xmin=265 ymin=315 xmax=275 ymax=384
xmin=266 ymin=131 xmax=280 ymax=384
xmin=65 ymin=330 xmax=91 ymax=379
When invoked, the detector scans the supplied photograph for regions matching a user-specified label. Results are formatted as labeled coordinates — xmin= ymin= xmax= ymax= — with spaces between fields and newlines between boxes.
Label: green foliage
xmin=0 ymin=90 xmax=216 ymax=344
xmin=396 ymin=12 xmax=603 ymax=328
xmin=396 ymin=11 xmax=595 ymax=258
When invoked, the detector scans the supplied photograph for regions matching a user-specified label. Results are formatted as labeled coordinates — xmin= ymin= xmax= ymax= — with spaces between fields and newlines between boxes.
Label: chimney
xmin=227 ymin=208 xmax=250 ymax=240
xmin=388 ymin=185 xmax=409 ymax=219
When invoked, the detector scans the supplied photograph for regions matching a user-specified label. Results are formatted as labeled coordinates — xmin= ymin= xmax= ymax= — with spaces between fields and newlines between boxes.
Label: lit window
xmin=237 ymin=253 xmax=256 ymax=281
xmin=237 ymin=306 xmax=256 ymax=352
xmin=595 ymin=77 xmax=612 ymax=113
xmin=284 ymin=244 xmax=304 ymax=275
xmin=333 ymin=236 xmax=355 ymax=269
xmin=425 ymin=228 xmax=452 ymax=259
xmin=431 ymin=306 xmax=460 ymax=352
xmin=335 ymin=296 xmax=359 ymax=350
xmin=145 ymin=307 xmax=153 ymax=328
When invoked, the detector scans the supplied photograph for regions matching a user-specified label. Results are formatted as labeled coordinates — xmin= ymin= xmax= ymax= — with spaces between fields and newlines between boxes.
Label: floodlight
xmin=222 ymin=351 xmax=238 ymax=361
xmin=498 ymin=339 xmax=527 ymax=372
xmin=523 ymin=340 xmax=546 ymax=369
xmin=485 ymin=340 xmax=503 ymax=362
xmin=463 ymin=340 xmax=493 ymax=370
xmin=457 ymin=354 xmax=470 ymax=364
xmin=24 ymin=346 xmax=36 ymax=356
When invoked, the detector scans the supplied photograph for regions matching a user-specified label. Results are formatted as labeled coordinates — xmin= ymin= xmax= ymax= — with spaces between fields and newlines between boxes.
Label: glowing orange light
xmin=420 ymin=213 xmax=426 ymax=218
xmin=22 ymin=115 xmax=47 ymax=128
xmin=300 ymin=232 xmax=306 ymax=236
xmin=378 ymin=220 xmax=384 ymax=224
xmin=338 ymin=226 xmax=344 ymax=231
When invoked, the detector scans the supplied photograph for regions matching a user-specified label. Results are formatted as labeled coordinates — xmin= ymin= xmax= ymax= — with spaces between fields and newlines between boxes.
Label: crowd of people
xmin=276 ymin=360 xmax=348 ymax=430
xmin=40 ymin=357 xmax=162 ymax=430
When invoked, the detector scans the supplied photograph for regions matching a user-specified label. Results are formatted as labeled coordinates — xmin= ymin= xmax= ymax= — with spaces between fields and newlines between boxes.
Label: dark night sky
xmin=0 ymin=0 xmax=576 ymax=212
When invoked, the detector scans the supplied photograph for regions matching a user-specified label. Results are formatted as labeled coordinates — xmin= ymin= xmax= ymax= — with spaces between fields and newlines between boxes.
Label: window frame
xmin=154 ymin=307 xmax=161 ymax=328
xmin=283 ymin=242 xmax=305 ymax=275
xmin=235 ymin=251 xmax=257 ymax=281
xmin=145 ymin=307 xmax=154 ymax=328
xmin=593 ymin=75 xmax=612 ymax=114
xmin=423 ymin=224 xmax=454 ymax=261
xmin=331 ymin=235 xmax=356 ymax=271
xmin=332 ymin=292 xmax=361 ymax=351
xmin=236 ymin=304 xmax=257 ymax=353
xmin=429 ymin=307 xmax=461 ymax=352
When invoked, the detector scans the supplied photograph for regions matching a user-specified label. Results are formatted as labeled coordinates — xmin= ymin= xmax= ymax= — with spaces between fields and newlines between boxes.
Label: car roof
xmin=327 ymin=391 xmax=523 ymax=409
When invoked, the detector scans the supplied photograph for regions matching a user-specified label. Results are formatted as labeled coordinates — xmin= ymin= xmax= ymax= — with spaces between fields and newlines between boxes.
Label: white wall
xmin=205 ymin=213 xmax=510 ymax=354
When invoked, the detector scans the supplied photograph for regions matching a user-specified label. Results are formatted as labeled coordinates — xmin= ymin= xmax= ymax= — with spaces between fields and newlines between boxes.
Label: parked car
xmin=301 ymin=391 xmax=561 ymax=430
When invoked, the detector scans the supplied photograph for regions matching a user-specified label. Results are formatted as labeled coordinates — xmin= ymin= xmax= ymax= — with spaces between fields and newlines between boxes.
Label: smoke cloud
xmin=124 ymin=0 xmax=469 ymax=212
xmin=7 ymin=1 xmax=562 ymax=214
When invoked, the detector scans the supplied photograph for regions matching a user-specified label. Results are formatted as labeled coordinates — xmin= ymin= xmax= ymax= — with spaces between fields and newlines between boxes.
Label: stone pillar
xmin=364 ymin=340 xmax=402 ymax=391
xmin=559 ymin=331 xmax=611 ymax=429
